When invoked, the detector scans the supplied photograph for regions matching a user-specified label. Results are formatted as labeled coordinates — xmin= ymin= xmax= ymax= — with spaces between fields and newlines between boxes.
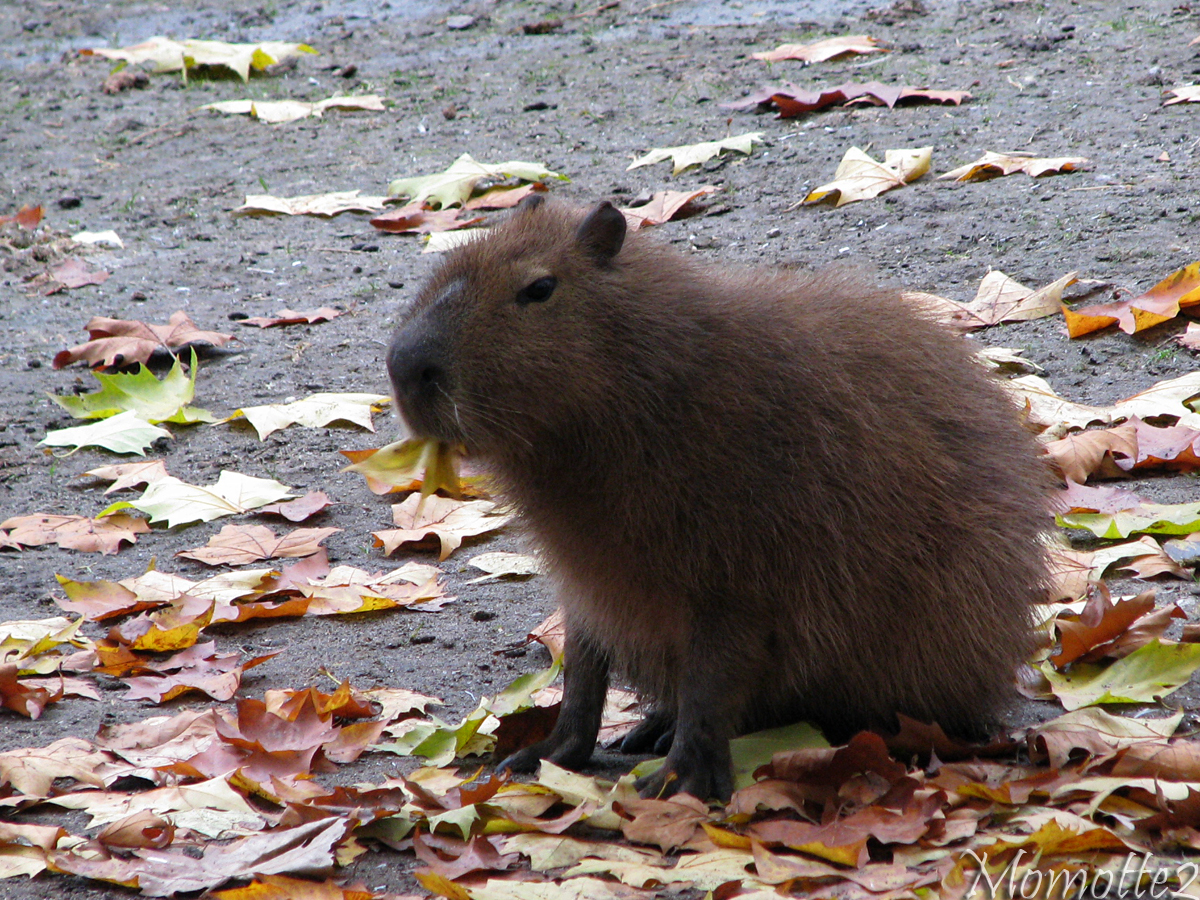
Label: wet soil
xmin=3 ymin=0 xmax=1200 ymax=896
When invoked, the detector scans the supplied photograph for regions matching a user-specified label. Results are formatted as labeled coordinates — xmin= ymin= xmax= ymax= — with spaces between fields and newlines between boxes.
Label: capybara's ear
xmin=575 ymin=201 xmax=626 ymax=263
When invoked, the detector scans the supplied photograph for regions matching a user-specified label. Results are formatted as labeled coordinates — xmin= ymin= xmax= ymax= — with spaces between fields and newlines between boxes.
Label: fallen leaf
xmin=0 ymin=736 xmax=109 ymax=796
xmin=423 ymin=230 xmax=483 ymax=254
xmin=369 ymin=203 xmax=485 ymax=234
xmin=81 ymin=37 xmax=318 ymax=82
xmin=53 ymin=310 xmax=234 ymax=370
xmin=119 ymin=642 xmax=279 ymax=702
xmin=200 ymin=94 xmax=384 ymax=123
xmin=40 ymin=258 xmax=109 ymax=293
xmin=1044 ymin=424 xmax=1139 ymax=483
xmin=1051 ymin=588 xmax=1174 ymax=666
xmin=120 ymin=471 xmax=296 ymax=527
xmin=1030 ymin=707 xmax=1182 ymax=768
xmin=917 ymin=270 xmax=1077 ymax=329
xmin=1003 ymin=372 xmax=1200 ymax=433
xmin=1163 ymin=85 xmax=1200 ymax=105
xmin=1062 ymin=260 xmax=1200 ymax=337
xmin=222 ymin=392 xmax=389 ymax=440
xmin=374 ymin=495 xmax=511 ymax=560
xmin=939 ymin=151 xmax=1089 ymax=182
xmin=177 ymin=524 xmax=341 ymax=566
xmin=0 ymin=616 xmax=93 ymax=675
xmin=388 ymin=153 xmax=567 ymax=209
xmin=725 ymin=81 xmax=971 ymax=116
xmin=234 ymin=191 xmax=389 ymax=217
xmin=803 ymin=145 xmax=931 ymax=207
xmin=0 ymin=204 xmax=43 ymax=229
xmin=464 ymin=182 xmax=548 ymax=210
xmin=1040 ymin=640 xmax=1200 ymax=710
xmin=466 ymin=552 xmax=541 ymax=584
xmin=627 ymin=132 xmax=764 ymax=175
xmin=211 ymin=874 xmax=386 ymax=900
xmin=238 ymin=307 xmax=344 ymax=328
xmin=71 ymin=229 xmax=124 ymax=248
xmin=619 ymin=187 xmax=718 ymax=230
xmin=0 ymin=513 xmax=149 ymax=554
xmin=39 ymin=410 xmax=172 ymax=456
xmin=257 ymin=491 xmax=332 ymax=522
xmin=0 ymin=665 xmax=64 ymax=718
xmin=48 ymin=351 xmax=212 ymax=424
xmin=752 ymin=35 xmax=887 ymax=63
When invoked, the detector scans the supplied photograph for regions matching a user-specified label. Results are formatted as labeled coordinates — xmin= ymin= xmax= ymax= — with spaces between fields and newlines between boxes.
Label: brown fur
xmin=387 ymin=199 xmax=1051 ymax=799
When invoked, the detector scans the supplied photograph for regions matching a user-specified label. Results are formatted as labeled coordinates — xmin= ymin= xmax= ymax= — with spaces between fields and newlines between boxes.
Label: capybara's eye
xmin=517 ymin=276 xmax=557 ymax=305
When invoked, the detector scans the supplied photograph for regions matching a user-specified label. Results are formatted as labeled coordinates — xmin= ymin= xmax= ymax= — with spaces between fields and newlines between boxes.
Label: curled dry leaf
xmin=464 ymin=181 xmax=548 ymax=210
xmin=238 ymin=307 xmax=344 ymax=328
xmin=938 ymin=150 xmax=1089 ymax=182
xmin=802 ymin=146 xmax=931 ymax=207
xmin=370 ymin=202 xmax=485 ymax=234
xmin=1003 ymin=371 xmax=1200 ymax=434
xmin=222 ymin=392 xmax=390 ymax=440
xmin=1163 ymin=85 xmax=1200 ymax=105
xmin=234 ymin=190 xmax=389 ymax=217
xmin=80 ymin=37 xmax=318 ymax=82
xmin=619 ymin=186 xmax=718 ymax=231
xmin=257 ymin=490 xmax=332 ymax=522
xmin=176 ymin=524 xmax=342 ymax=566
xmin=200 ymin=94 xmax=384 ymax=124
xmin=0 ymin=513 xmax=149 ymax=554
xmin=53 ymin=310 xmax=234 ymax=370
xmin=466 ymin=551 xmax=541 ymax=584
xmin=626 ymin=132 xmax=764 ymax=175
xmin=752 ymin=35 xmax=887 ymax=63
xmin=911 ymin=270 xmax=1077 ymax=329
xmin=1063 ymin=260 xmax=1200 ymax=338
xmin=0 ymin=204 xmax=43 ymax=229
xmin=374 ymin=495 xmax=511 ymax=561
xmin=341 ymin=438 xmax=464 ymax=497
xmin=725 ymin=81 xmax=970 ymax=116
xmin=37 ymin=258 xmax=109 ymax=294
xmin=388 ymin=153 xmax=567 ymax=209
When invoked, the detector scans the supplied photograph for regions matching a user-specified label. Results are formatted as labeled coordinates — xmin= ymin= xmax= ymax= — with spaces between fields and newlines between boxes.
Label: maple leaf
xmin=726 ymin=81 xmax=971 ymax=116
xmin=53 ymin=310 xmax=234 ymax=370
xmin=1050 ymin=588 xmax=1182 ymax=666
xmin=222 ymin=392 xmax=390 ymax=440
xmin=177 ymin=524 xmax=341 ymax=566
xmin=374 ymin=495 xmax=511 ymax=560
xmin=0 ymin=664 xmax=64 ymax=718
xmin=49 ymin=350 xmax=212 ymax=424
xmin=464 ymin=181 xmax=548 ymax=210
xmin=752 ymin=35 xmax=887 ymax=63
xmin=257 ymin=491 xmax=332 ymax=521
xmin=1062 ymin=260 xmax=1200 ymax=337
xmin=295 ymin=561 xmax=451 ymax=616
xmin=342 ymin=438 xmax=464 ymax=497
xmin=1163 ymin=85 xmax=1200 ymax=105
xmin=1003 ymin=372 xmax=1200 ymax=433
xmin=119 ymin=642 xmax=279 ymax=702
xmin=0 ymin=616 xmax=94 ymax=675
xmin=81 ymin=37 xmax=318 ymax=82
xmin=40 ymin=258 xmax=109 ymax=293
xmin=238 ymin=307 xmax=344 ymax=328
xmin=627 ymin=132 xmax=764 ymax=175
xmin=119 ymin=471 xmax=296 ymax=527
xmin=1040 ymin=640 xmax=1200 ymax=710
xmin=388 ymin=153 xmax=567 ymax=209
xmin=911 ymin=270 xmax=1077 ymax=329
xmin=0 ymin=204 xmax=43 ymax=229
xmin=803 ymin=146 xmax=930 ymax=207
xmin=1030 ymin=707 xmax=1182 ymax=768
xmin=0 ymin=736 xmax=109 ymax=796
xmin=370 ymin=202 xmax=485 ymax=234
xmin=39 ymin=410 xmax=171 ymax=456
xmin=234 ymin=190 xmax=389 ymax=217
xmin=200 ymin=94 xmax=384 ymax=123
xmin=938 ymin=150 xmax=1089 ymax=182
xmin=619 ymin=186 xmax=719 ymax=231
xmin=466 ymin=552 xmax=541 ymax=584
xmin=0 ymin=513 xmax=149 ymax=554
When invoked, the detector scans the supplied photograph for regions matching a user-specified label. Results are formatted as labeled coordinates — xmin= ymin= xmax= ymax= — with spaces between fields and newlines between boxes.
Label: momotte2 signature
xmin=964 ymin=850 xmax=1198 ymax=899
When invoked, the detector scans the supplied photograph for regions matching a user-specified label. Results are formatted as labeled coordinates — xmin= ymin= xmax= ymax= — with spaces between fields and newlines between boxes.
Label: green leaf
xmin=1058 ymin=501 xmax=1200 ymax=539
xmin=388 ymin=153 xmax=568 ymax=209
xmin=1040 ymin=640 xmax=1200 ymax=710
xmin=40 ymin=410 xmax=171 ymax=456
xmin=48 ymin=351 xmax=212 ymax=425
xmin=626 ymin=132 xmax=765 ymax=175
xmin=128 ymin=471 xmax=296 ymax=527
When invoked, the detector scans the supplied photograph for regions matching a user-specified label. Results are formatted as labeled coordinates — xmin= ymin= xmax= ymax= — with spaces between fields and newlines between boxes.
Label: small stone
xmin=766 ymin=228 xmax=782 ymax=239
xmin=27 ymin=359 xmax=41 ymax=369
xmin=442 ymin=105 xmax=457 ymax=120
xmin=410 ymin=633 xmax=435 ymax=645
xmin=130 ymin=291 xmax=147 ymax=302
xmin=388 ymin=280 xmax=405 ymax=289
xmin=472 ymin=610 xmax=496 ymax=622
xmin=446 ymin=14 xmax=475 ymax=30
xmin=337 ymin=64 xmax=357 ymax=78
xmin=57 ymin=196 xmax=82 ymax=209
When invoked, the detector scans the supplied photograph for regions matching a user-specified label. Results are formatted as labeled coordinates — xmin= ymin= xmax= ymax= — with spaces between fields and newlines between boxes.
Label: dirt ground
xmin=3 ymin=0 xmax=1200 ymax=896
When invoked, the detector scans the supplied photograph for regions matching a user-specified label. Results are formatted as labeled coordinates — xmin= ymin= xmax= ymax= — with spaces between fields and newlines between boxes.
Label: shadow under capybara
xmin=386 ymin=196 xmax=1051 ymax=800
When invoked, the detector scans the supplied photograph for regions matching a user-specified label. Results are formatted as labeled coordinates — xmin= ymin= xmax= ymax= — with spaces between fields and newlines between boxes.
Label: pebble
xmin=446 ymin=15 xmax=475 ymax=30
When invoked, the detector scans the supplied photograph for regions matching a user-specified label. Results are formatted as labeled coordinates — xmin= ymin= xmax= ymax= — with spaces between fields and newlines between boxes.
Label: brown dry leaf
xmin=211 ymin=874 xmax=386 ymax=900
xmin=39 ymin=258 xmax=110 ymax=294
xmin=727 ymin=81 xmax=971 ymax=116
xmin=297 ymin=561 xmax=452 ymax=615
xmin=48 ymin=818 xmax=352 ymax=896
xmin=96 ymin=809 xmax=174 ymax=850
xmin=0 ymin=513 xmax=149 ymax=554
xmin=1003 ymin=372 xmax=1200 ymax=434
xmin=1051 ymin=588 xmax=1162 ymax=666
xmin=53 ymin=311 xmax=234 ymax=370
xmin=374 ymin=494 xmax=511 ymax=560
xmin=414 ymin=832 xmax=518 ymax=880
xmin=258 ymin=491 xmax=333 ymax=522
xmin=0 ymin=664 xmax=64 ymax=718
xmin=83 ymin=460 xmax=171 ymax=494
xmin=1030 ymin=707 xmax=1182 ymax=768
xmin=617 ymin=794 xmax=711 ymax=852
xmin=1044 ymin=424 xmax=1139 ymax=483
xmin=1177 ymin=321 xmax=1200 ymax=350
xmin=0 ymin=204 xmax=44 ymax=229
xmin=370 ymin=202 xmax=485 ymax=234
xmin=464 ymin=182 xmax=547 ymax=210
xmin=619 ymin=186 xmax=718 ymax=231
xmin=119 ymin=642 xmax=280 ymax=702
xmin=238 ymin=307 xmax=344 ymax=328
xmin=802 ymin=146 xmax=931 ymax=207
xmin=752 ymin=35 xmax=887 ymax=63
xmin=1063 ymin=260 xmax=1200 ymax=337
xmin=176 ymin=524 xmax=341 ymax=566
xmin=234 ymin=190 xmax=389 ymax=217
xmin=1163 ymin=85 xmax=1200 ymax=105
xmin=938 ymin=150 xmax=1089 ymax=182
xmin=916 ymin=270 xmax=1077 ymax=329
xmin=0 ymin=736 xmax=109 ymax=796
